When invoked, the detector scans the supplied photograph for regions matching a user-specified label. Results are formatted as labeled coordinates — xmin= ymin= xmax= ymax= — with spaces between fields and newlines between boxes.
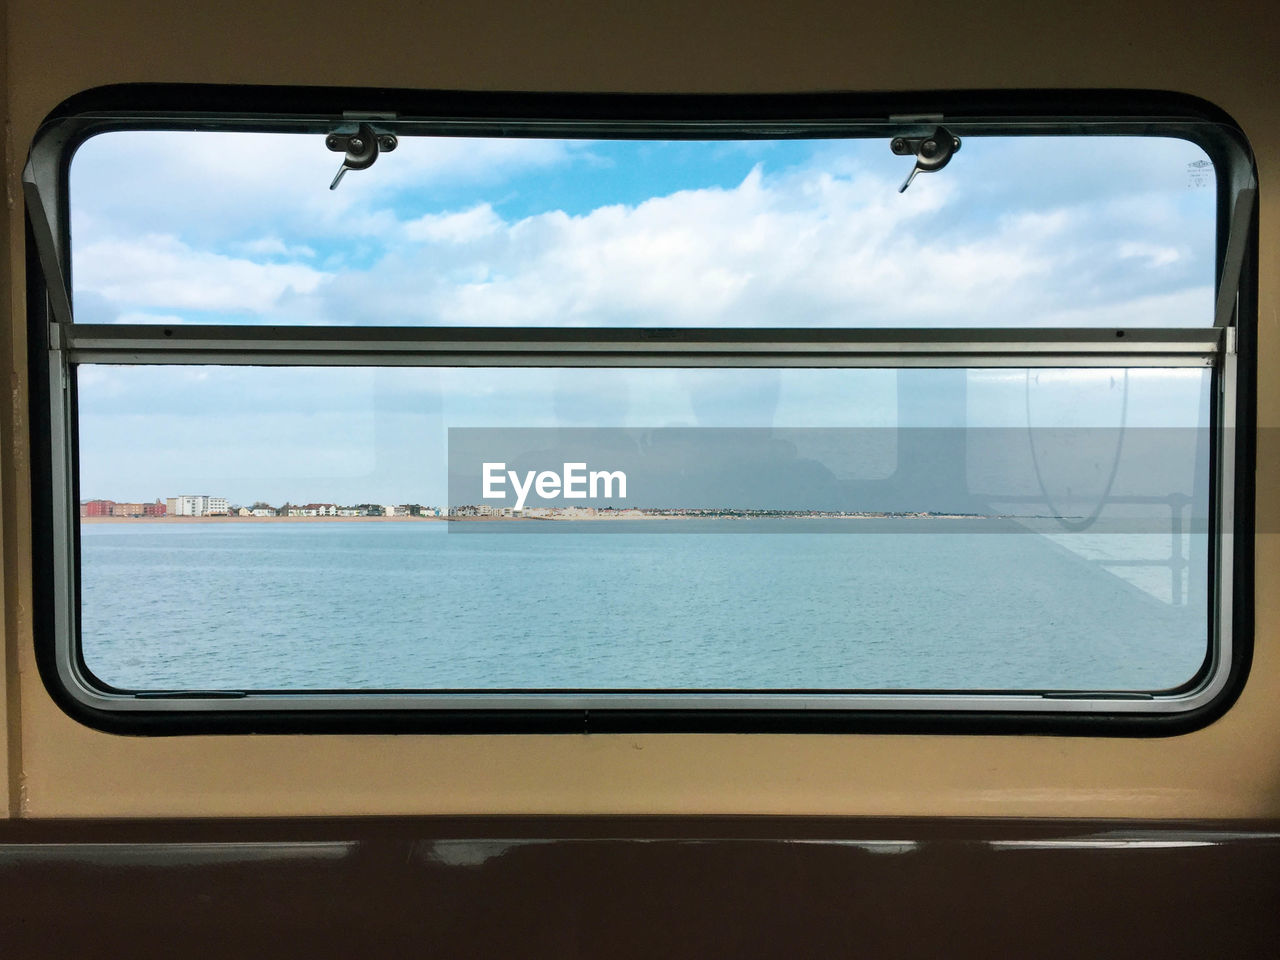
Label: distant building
xmin=169 ymin=496 xmax=197 ymax=516
xmin=303 ymin=503 xmax=338 ymax=516
xmin=474 ymin=504 xmax=510 ymax=517
xmin=250 ymin=508 xmax=275 ymax=517
xmin=167 ymin=495 xmax=229 ymax=517
xmin=81 ymin=499 xmax=165 ymax=518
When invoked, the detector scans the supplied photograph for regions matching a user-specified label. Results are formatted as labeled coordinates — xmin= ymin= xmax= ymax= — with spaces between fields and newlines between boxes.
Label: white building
xmin=166 ymin=495 xmax=229 ymax=517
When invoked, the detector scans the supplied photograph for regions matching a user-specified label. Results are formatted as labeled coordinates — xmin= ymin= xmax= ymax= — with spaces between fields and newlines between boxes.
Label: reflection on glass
xmin=76 ymin=365 xmax=1210 ymax=694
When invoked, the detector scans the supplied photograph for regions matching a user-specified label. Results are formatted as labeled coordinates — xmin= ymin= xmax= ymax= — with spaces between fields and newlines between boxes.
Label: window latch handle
xmin=891 ymin=127 xmax=961 ymax=193
xmin=325 ymin=123 xmax=397 ymax=190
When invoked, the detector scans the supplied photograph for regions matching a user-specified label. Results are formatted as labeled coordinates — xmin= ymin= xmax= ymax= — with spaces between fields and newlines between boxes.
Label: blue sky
xmin=69 ymin=131 xmax=1217 ymax=505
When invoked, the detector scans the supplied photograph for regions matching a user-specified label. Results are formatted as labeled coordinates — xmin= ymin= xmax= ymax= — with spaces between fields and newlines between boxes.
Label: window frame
xmin=23 ymin=85 xmax=1259 ymax=735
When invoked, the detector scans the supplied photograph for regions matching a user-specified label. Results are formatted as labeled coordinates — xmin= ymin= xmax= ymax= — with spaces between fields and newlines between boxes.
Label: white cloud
xmin=76 ymin=234 xmax=328 ymax=313
xmin=237 ymin=236 xmax=318 ymax=259
xmin=404 ymin=204 xmax=503 ymax=243
xmin=70 ymin=131 xmax=580 ymax=248
xmin=305 ymin=163 xmax=1087 ymax=328
xmin=1032 ymin=288 xmax=1210 ymax=328
xmin=1118 ymin=242 xmax=1182 ymax=267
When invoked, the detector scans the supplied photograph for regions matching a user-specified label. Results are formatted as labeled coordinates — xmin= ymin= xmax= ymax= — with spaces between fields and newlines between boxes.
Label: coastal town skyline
xmin=77 ymin=498 xmax=1057 ymax=523
xmin=80 ymin=496 xmax=444 ymax=519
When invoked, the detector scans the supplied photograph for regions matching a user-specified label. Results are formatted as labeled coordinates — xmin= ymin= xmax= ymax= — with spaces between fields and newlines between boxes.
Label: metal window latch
xmin=890 ymin=127 xmax=961 ymax=193
xmin=326 ymin=122 xmax=398 ymax=190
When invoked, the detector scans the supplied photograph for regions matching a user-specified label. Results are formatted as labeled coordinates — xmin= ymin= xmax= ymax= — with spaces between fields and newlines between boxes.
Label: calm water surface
xmin=79 ymin=521 xmax=1207 ymax=692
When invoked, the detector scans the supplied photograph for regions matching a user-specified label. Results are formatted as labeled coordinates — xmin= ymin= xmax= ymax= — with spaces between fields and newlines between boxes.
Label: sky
xmin=68 ymin=130 xmax=1218 ymax=506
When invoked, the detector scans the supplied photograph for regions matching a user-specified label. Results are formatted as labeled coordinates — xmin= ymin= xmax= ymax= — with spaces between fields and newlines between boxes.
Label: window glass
xmin=70 ymin=132 xmax=1217 ymax=329
xmin=77 ymin=365 xmax=1209 ymax=693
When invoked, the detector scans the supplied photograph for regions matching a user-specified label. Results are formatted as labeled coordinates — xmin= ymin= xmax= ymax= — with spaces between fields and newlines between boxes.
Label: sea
xmin=79 ymin=520 xmax=1208 ymax=693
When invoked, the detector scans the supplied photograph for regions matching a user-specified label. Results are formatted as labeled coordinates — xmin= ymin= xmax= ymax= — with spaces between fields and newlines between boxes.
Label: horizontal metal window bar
xmin=64 ymin=353 xmax=1215 ymax=369
xmin=58 ymin=689 xmax=1217 ymax=716
xmin=63 ymin=324 xmax=1220 ymax=368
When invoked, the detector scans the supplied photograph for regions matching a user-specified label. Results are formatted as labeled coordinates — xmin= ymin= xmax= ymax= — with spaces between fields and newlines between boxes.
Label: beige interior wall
xmin=2 ymin=0 xmax=1278 ymax=819
xmin=0 ymin=0 xmax=11 ymax=819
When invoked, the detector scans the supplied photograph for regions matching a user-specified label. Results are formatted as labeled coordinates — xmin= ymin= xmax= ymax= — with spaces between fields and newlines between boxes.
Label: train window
xmin=23 ymin=89 xmax=1256 ymax=733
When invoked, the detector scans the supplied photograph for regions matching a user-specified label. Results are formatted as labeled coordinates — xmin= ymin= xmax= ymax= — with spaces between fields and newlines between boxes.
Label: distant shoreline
xmin=80 ymin=511 xmax=1037 ymax=525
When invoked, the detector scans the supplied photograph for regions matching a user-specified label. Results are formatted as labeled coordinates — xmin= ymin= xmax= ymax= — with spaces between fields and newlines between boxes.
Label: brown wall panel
xmin=4 ymin=817 xmax=1279 ymax=959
